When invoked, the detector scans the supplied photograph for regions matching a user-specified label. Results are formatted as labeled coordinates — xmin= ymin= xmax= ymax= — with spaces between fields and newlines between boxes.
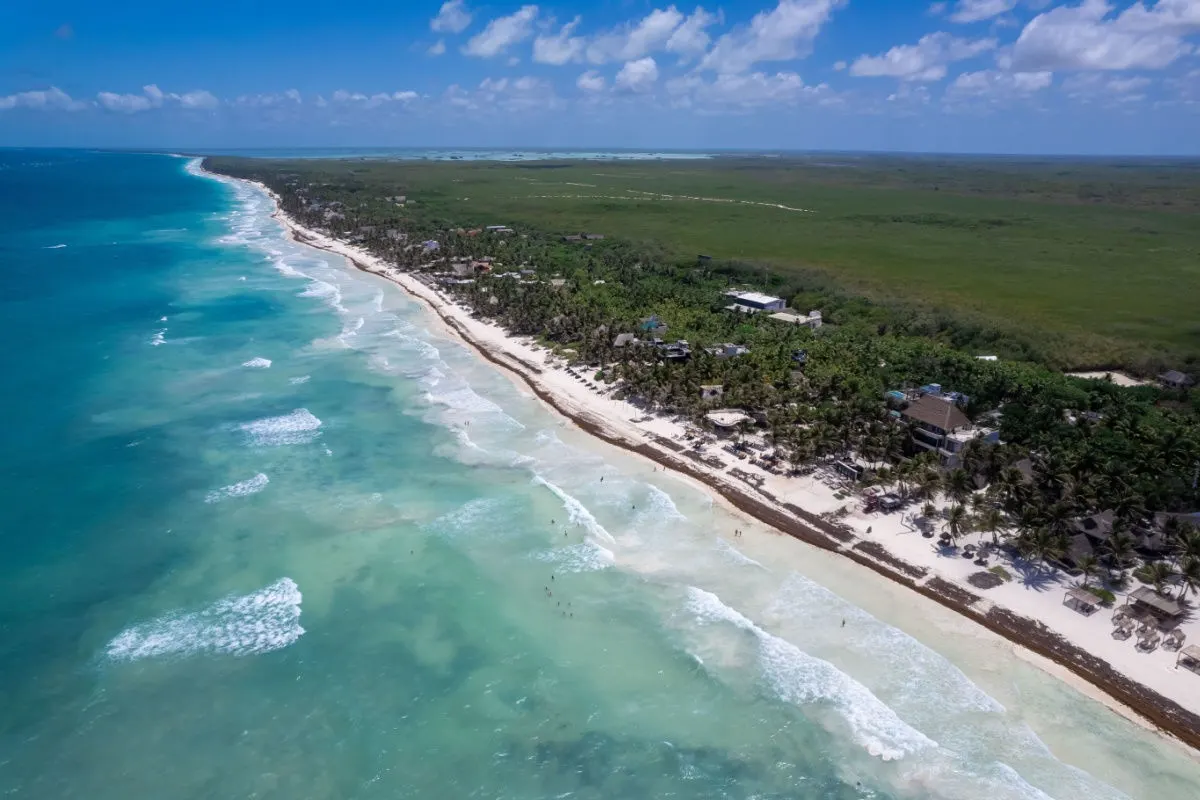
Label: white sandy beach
xmin=223 ymin=172 xmax=1200 ymax=750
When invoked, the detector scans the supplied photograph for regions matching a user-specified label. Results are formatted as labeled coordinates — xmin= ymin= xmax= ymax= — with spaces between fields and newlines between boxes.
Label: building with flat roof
xmin=724 ymin=290 xmax=786 ymax=313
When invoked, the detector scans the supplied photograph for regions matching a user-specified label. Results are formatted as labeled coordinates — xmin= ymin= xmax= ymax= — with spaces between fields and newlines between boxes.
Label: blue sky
xmin=1 ymin=1 xmax=1199 ymax=153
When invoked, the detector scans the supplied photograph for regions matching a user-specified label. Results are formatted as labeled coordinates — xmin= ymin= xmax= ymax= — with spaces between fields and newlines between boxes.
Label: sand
xmin=211 ymin=168 xmax=1200 ymax=752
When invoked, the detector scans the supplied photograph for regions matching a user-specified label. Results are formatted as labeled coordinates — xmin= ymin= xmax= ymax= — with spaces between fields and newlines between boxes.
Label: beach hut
xmin=1063 ymin=587 xmax=1100 ymax=616
xmin=1121 ymin=586 xmax=1184 ymax=626
xmin=1175 ymin=645 xmax=1200 ymax=673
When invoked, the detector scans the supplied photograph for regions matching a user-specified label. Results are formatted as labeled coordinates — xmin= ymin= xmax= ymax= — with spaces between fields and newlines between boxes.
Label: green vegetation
xmin=1085 ymin=585 xmax=1117 ymax=606
xmin=205 ymin=154 xmax=1200 ymax=372
xmin=205 ymin=155 xmax=1200 ymax=588
xmin=988 ymin=565 xmax=1014 ymax=582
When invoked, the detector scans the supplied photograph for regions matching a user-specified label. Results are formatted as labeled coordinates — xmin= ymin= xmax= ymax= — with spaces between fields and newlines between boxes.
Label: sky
xmin=1 ymin=0 xmax=1199 ymax=154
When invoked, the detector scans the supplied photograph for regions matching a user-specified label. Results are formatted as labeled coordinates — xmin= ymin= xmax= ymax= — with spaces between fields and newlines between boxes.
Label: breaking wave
xmin=106 ymin=578 xmax=304 ymax=661
xmin=685 ymin=586 xmax=935 ymax=762
xmin=242 ymin=357 xmax=272 ymax=369
xmin=239 ymin=408 xmax=322 ymax=446
xmin=205 ymin=473 xmax=269 ymax=503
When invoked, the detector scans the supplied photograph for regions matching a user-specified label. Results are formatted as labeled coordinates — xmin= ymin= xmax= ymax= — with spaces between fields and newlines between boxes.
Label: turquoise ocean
xmin=1 ymin=151 xmax=1198 ymax=799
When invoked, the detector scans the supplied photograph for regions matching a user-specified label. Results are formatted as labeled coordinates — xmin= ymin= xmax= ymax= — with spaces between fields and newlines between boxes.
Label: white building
xmin=768 ymin=309 xmax=822 ymax=329
xmin=724 ymin=290 xmax=786 ymax=314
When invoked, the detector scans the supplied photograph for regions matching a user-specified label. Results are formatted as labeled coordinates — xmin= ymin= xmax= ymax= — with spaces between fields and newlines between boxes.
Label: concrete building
xmin=723 ymin=290 xmax=786 ymax=314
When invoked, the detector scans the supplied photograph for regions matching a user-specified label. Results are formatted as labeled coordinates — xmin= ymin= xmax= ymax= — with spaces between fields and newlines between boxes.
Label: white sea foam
xmin=239 ymin=408 xmax=322 ymax=446
xmin=242 ymin=357 xmax=272 ymax=369
xmin=204 ymin=473 xmax=269 ymax=503
xmin=289 ymin=375 xmax=311 ymax=385
xmin=44 ymin=243 xmax=67 ymax=249
xmin=685 ymin=586 xmax=935 ymax=762
xmin=768 ymin=574 xmax=1004 ymax=716
xmin=532 ymin=541 xmax=615 ymax=573
xmin=106 ymin=578 xmax=304 ymax=661
xmin=533 ymin=475 xmax=617 ymax=544
xmin=150 ymin=328 xmax=167 ymax=346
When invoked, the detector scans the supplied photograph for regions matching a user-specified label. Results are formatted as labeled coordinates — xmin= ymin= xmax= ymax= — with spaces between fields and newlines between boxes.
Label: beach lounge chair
xmin=1137 ymin=631 xmax=1161 ymax=652
xmin=1165 ymin=629 xmax=1186 ymax=651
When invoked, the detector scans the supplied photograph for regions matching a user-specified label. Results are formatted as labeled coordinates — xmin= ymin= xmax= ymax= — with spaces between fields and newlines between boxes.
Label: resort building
xmin=704 ymin=409 xmax=751 ymax=435
xmin=706 ymin=343 xmax=751 ymax=359
xmin=1159 ymin=369 xmax=1195 ymax=390
xmin=899 ymin=393 xmax=997 ymax=468
xmin=723 ymin=290 xmax=786 ymax=314
xmin=768 ymin=309 xmax=823 ymax=329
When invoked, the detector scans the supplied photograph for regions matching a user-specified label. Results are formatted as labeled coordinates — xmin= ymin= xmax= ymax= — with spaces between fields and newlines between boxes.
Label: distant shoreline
xmin=197 ymin=159 xmax=1200 ymax=755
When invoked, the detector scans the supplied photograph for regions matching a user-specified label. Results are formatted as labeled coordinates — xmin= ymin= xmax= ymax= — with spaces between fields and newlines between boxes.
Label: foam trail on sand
xmin=239 ymin=408 xmax=322 ymax=446
xmin=106 ymin=578 xmax=304 ymax=661
xmin=205 ymin=473 xmax=269 ymax=503
xmin=685 ymin=586 xmax=934 ymax=762
xmin=242 ymin=357 xmax=272 ymax=369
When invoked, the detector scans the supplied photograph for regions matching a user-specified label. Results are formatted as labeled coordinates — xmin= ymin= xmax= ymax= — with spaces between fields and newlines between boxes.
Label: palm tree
xmin=1176 ymin=556 xmax=1200 ymax=601
xmin=1135 ymin=560 xmax=1178 ymax=595
xmin=1076 ymin=553 xmax=1101 ymax=588
xmin=1018 ymin=527 xmax=1066 ymax=569
xmin=974 ymin=506 xmax=1006 ymax=546
xmin=945 ymin=467 xmax=974 ymax=509
xmin=1103 ymin=530 xmax=1138 ymax=571
xmin=944 ymin=504 xmax=971 ymax=544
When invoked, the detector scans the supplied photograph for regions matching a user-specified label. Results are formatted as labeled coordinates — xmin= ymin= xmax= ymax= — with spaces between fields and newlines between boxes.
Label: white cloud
xmin=97 ymin=90 xmax=156 ymax=112
xmin=929 ymin=1 xmax=949 ymax=14
xmin=431 ymin=0 xmax=473 ymax=34
xmin=614 ymin=56 xmax=659 ymax=92
xmin=833 ymin=59 xmax=847 ymax=70
xmin=96 ymin=84 xmax=217 ymax=113
xmin=668 ymin=70 xmax=834 ymax=110
xmin=576 ymin=70 xmax=607 ymax=92
xmin=586 ymin=7 xmax=685 ymax=64
xmin=463 ymin=5 xmax=538 ymax=58
xmin=329 ymin=89 xmax=419 ymax=108
xmin=850 ymin=32 xmax=997 ymax=81
xmin=533 ymin=16 xmax=585 ymax=65
xmin=945 ymin=68 xmax=1053 ymax=107
xmin=946 ymin=0 xmax=1018 ymax=23
xmin=0 ymin=86 xmax=86 ymax=111
xmin=429 ymin=39 xmax=447 ymax=56
xmin=666 ymin=7 xmax=721 ymax=60
xmin=700 ymin=0 xmax=846 ymax=74
xmin=1062 ymin=72 xmax=1151 ymax=103
xmin=235 ymin=90 xmax=303 ymax=107
xmin=448 ymin=75 xmax=560 ymax=113
xmin=178 ymin=90 xmax=219 ymax=109
xmin=1011 ymin=0 xmax=1200 ymax=72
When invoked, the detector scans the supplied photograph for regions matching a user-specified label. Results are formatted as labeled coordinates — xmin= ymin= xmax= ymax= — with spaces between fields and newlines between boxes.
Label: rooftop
xmin=900 ymin=395 xmax=970 ymax=431
xmin=705 ymin=410 xmax=751 ymax=428
xmin=725 ymin=290 xmax=784 ymax=306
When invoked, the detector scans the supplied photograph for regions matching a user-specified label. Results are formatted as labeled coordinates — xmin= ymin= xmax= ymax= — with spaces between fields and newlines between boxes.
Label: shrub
xmin=988 ymin=565 xmax=1013 ymax=582
xmin=968 ymin=571 xmax=1004 ymax=590
xmin=1084 ymin=586 xmax=1116 ymax=606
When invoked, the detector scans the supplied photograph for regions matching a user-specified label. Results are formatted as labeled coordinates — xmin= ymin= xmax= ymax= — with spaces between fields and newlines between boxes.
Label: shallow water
xmin=0 ymin=151 xmax=1196 ymax=799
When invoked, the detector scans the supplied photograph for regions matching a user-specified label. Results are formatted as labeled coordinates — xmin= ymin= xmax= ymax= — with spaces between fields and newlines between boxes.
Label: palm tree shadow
xmin=1008 ymin=554 xmax=1065 ymax=593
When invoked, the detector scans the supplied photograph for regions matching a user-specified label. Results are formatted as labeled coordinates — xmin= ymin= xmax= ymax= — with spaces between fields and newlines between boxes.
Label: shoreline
xmin=202 ymin=163 xmax=1200 ymax=754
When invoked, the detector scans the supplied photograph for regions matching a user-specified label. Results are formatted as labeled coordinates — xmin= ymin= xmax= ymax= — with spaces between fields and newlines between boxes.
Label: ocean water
xmin=196 ymin=147 xmax=715 ymax=161
xmin=0 ymin=151 xmax=1197 ymax=799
